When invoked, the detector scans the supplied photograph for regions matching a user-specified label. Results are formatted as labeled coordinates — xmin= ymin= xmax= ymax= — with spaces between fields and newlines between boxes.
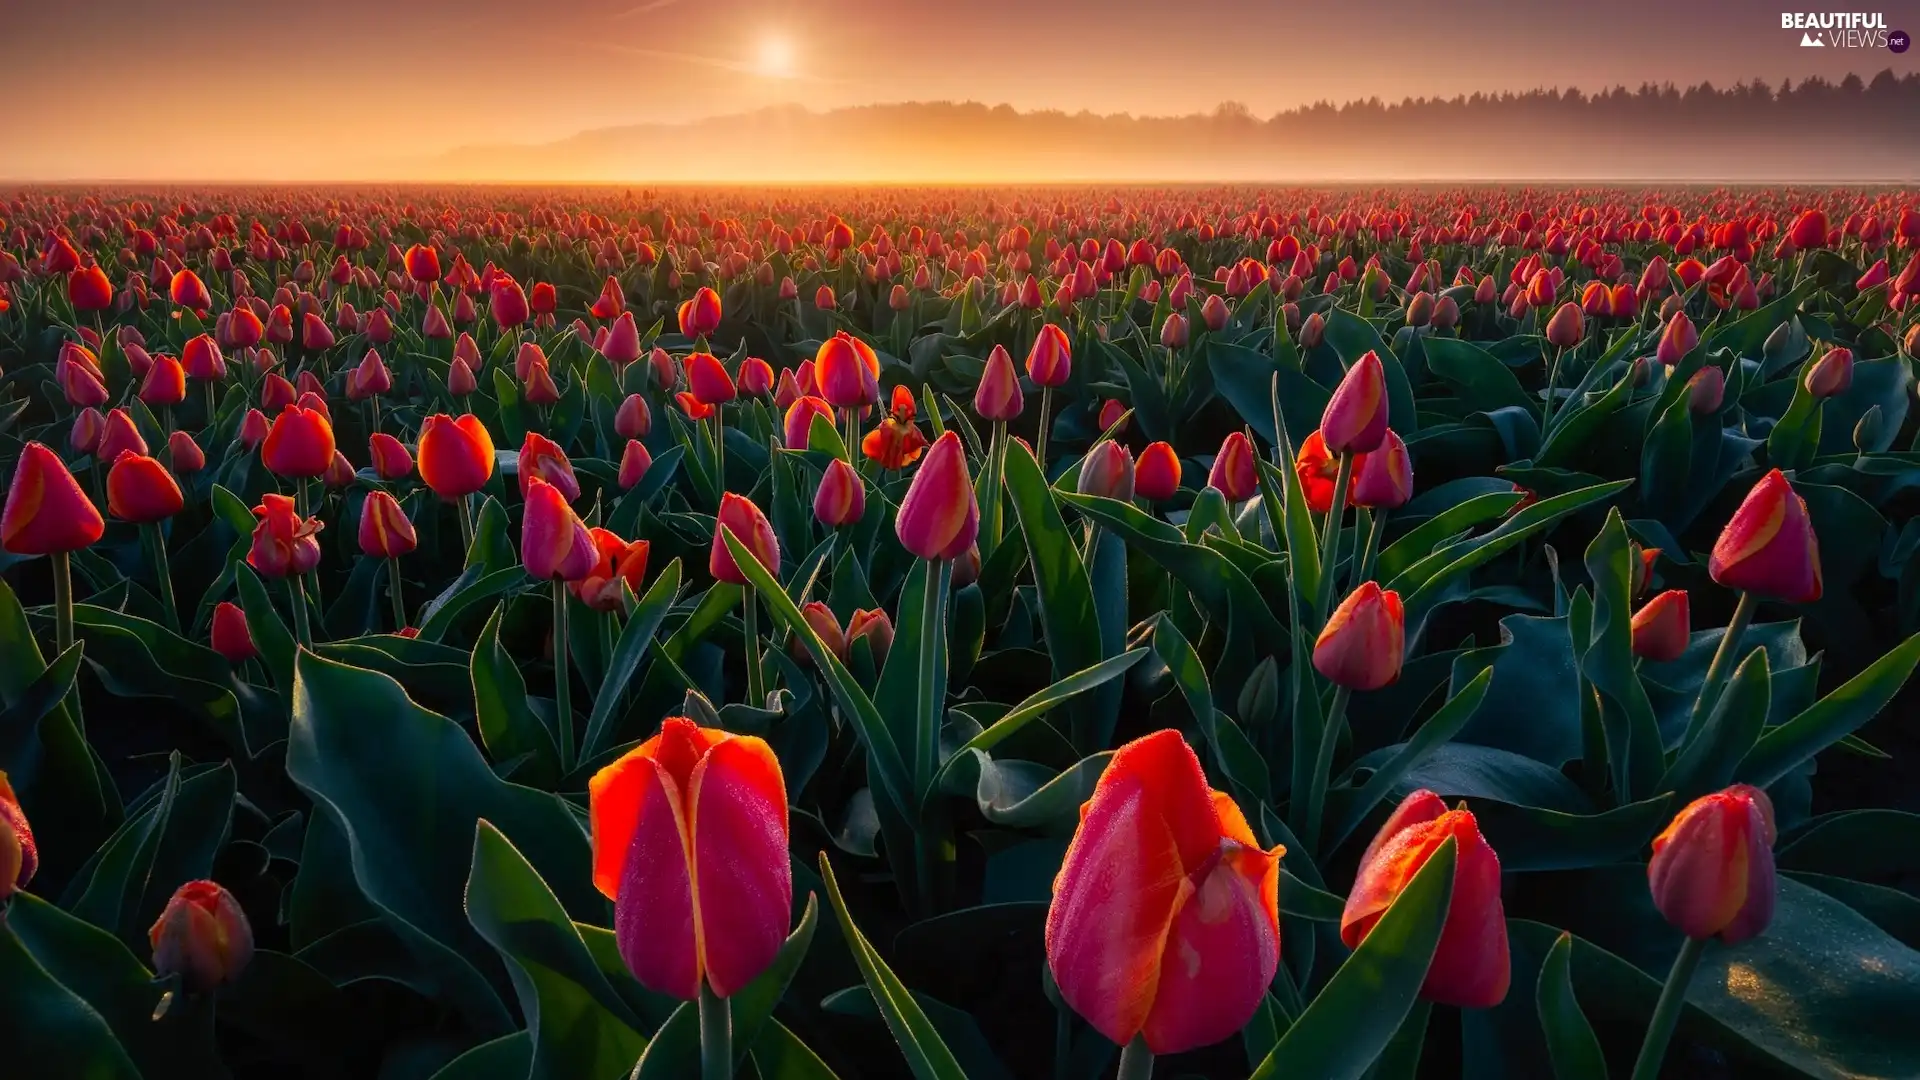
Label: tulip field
xmin=5 ymin=185 xmax=1920 ymax=1080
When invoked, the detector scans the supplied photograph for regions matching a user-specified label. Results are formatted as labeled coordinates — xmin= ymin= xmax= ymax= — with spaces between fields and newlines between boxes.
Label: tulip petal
xmin=613 ymin=756 xmax=701 ymax=1001
xmin=688 ymin=735 xmax=792 ymax=996
xmin=1140 ymin=842 xmax=1280 ymax=1055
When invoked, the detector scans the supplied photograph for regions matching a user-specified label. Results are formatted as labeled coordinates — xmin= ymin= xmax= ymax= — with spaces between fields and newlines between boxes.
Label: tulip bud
xmin=106 ymin=452 xmax=184 ymax=523
xmin=814 ymin=457 xmax=865 ymax=527
xmin=1200 ymin=293 xmax=1230 ymax=332
xmin=677 ymin=286 xmax=723 ymax=338
xmin=1026 ymin=323 xmax=1072 ymax=387
xmin=797 ymin=601 xmax=847 ymax=662
xmin=1207 ymin=431 xmax=1256 ymax=502
xmin=1649 ymin=785 xmax=1776 ymax=943
xmin=150 ymin=880 xmax=253 ymax=992
xmin=1349 ymin=429 xmax=1412 ymax=509
xmin=1298 ymin=311 xmax=1325 ymax=349
xmin=739 ymin=357 xmax=774 ymax=397
xmin=210 ymin=601 xmax=256 ymax=663
xmin=1159 ymin=312 xmax=1189 ymax=349
xmin=70 ymin=407 xmax=106 ymax=456
xmin=1803 ymin=347 xmax=1852 ymax=398
xmin=1630 ymin=589 xmax=1690 ymax=662
xmin=417 ymin=413 xmax=496 ymax=499
xmin=358 ymin=489 xmax=418 ymax=559
xmin=974 ymin=344 xmax=1024 ymax=422
xmin=365 ymin=432 xmax=411 ymax=480
xmin=1134 ymin=441 xmax=1181 ymax=502
xmin=847 ymin=607 xmax=894 ymax=667
xmin=687 ymin=352 xmax=737 ymax=406
xmin=896 ymin=431 xmax=978 ymax=561
xmin=815 ymin=332 xmax=880 ymax=410
xmin=1343 ymin=790 xmax=1509 ymax=1007
xmin=588 ymin=717 xmax=790 ymax=999
xmin=617 ymin=439 xmax=653 ymax=490
xmin=0 ymin=771 xmax=38 ymax=901
xmin=140 ymin=353 xmax=188 ymax=408
xmin=1076 ymin=441 xmax=1135 ymax=501
xmin=1321 ymin=351 xmax=1389 ymax=454
xmin=1543 ymin=302 xmax=1585 ymax=349
xmin=1047 ymin=730 xmax=1284 ymax=1054
xmin=183 ymin=334 xmax=225 ymax=382
xmin=1708 ymin=469 xmax=1822 ymax=603
xmin=261 ymin=405 xmax=336 ymax=479
xmin=1656 ymin=312 xmax=1699 ymax=367
xmin=239 ymin=408 xmax=270 ymax=450
xmin=2 ymin=443 xmax=105 ymax=555
xmin=521 ymin=478 xmax=597 ymax=581
xmin=711 ymin=493 xmax=780 ymax=584
xmin=1314 ymin=582 xmax=1404 ymax=691
xmin=1854 ymin=404 xmax=1884 ymax=454
xmin=1406 ymin=291 xmax=1434 ymax=328
xmin=615 ymin=394 xmax=653 ymax=440
xmin=1685 ymin=366 xmax=1725 ymax=414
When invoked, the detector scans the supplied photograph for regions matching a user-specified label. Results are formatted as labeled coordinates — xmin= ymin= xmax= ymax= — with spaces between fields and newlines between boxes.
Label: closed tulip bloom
xmin=602 ymin=312 xmax=643 ymax=366
xmin=1047 ymin=729 xmax=1284 ymax=1055
xmin=815 ymin=331 xmax=881 ymax=409
xmin=1076 ymin=441 xmax=1135 ymax=501
xmin=589 ymin=717 xmax=791 ymax=1000
xmin=1314 ymin=582 xmax=1404 ymax=691
xmin=300 ymin=312 xmax=336 ymax=351
xmin=814 ymin=285 xmax=837 ymax=310
xmin=1686 ymin=366 xmax=1726 ymax=414
xmin=711 ymin=492 xmax=780 ymax=585
xmin=404 ymin=244 xmax=441 ymax=283
xmin=1208 ymin=431 xmax=1257 ymax=502
xmin=687 ymin=352 xmax=737 ymax=405
xmin=1159 ymin=312 xmax=1189 ymax=349
xmin=238 ymin=408 xmax=270 ymax=450
xmin=491 ymin=279 xmax=530 ymax=329
xmin=247 ymin=493 xmax=323 ymax=578
xmin=417 ymin=414 xmax=496 ymax=499
xmin=529 ymin=281 xmax=557 ymax=318
xmin=846 ymin=607 xmax=894 ymax=667
xmin=651 ymin=347 xmax=679 ymax=390
xmin=448 ymin=356 xmax=478 ymax=397
xmin=618 ymin=439 xmax=653 ymax=490
xmin=99 ymin=408 xmax=149 ymax=462
xmin=261 ymin=405 xmax=336 ymax=478
xmin=1321 ymin=350 xmax=1389 ymax=454
xmin=1631 ymin=589 xmax=1690 ymax=662
xmin=738 ymin=356 xmax=774 ymax=397
xmin=1648 ymin=784 xmax=1776 ymax=943
xmin=106 ymin=452 xmax=184 ymax=523
xmin=0 ymin=772 xmax=35 ymax=901
xmin=357 ymin=489 xmax=417 ymax=559
xmin=677 ymin=286 xmax=723 ymax=338
xmin=369 ymin=432 xmax=414 ymax=480
xmin=1134 ymin=441 xmax=1181 ymax=501
xmin=896 ymin=431 xmax=978 ymax=561
xmin=1788 ymin=208 xmax=1828 ymax=250
xmin=68 ymin=265 xmax=113 ymax=312
xmin=1026 ymin=323 xmax=1072 ymax=387
xmin=521 ymin=477 xmax=597 ymax=581
xmin=518 ymin=432 xmax=580 ymax=501
xmin=616 ymin=394 xmax=653 ymax=439
xmin=572 ymin=528 xmax=651 ymax=612
xmin=70 ymin=408 xmax=106 ymax=456
xmin=1200 ymin=292 xmax=1230 ymax=332
xmin=349 ymin=349 xmax=392 ymax=400
xmin=2 ymin=443 xmax=104 ymax=555
xmin=797 ymin=601 xmax=847 ymax=662
xmin=210 ymin=601 xmax=257 ymax=663
xmin=1708 ymin=469 xmax=1822 ymax=603
xmin=814 ymin=457 xmax=865 ymax=526
xmin=784 ymin=396 xmax=834 ymax=450
xmin=170 ymin=268 xmax=212 ymax=311
xmin=1804 ymin=347 xmax=1852 ymax=398
xmin=1350 ymin=429 xmax=1413 ymax=509
xmin=169 ymin=431 xmax=206 ymax=474
xmin=1656 ymin=311 xmax=1699 ymax=367
xmin=183 ymin=334 xmax=225 ymax=381
xmin=1544 ymin=301 xmax=1584 ymax=349
xmin=523 ymin=361 xmax=561 ymax=406
xmin=59 ymin=358 xmax=109 ymax=408
xmin=150 ymin=880 xmax=254 ymax=992
xmin=1343 ymin=790 xmax=1509 ymax=1008
xmin=140 ymin=354 xmax=188 ymax=407
xmin=259 ymin=373 xmax=297 ymax=414
xmin=974 ymin=343 xmax=1025 ymax=421
xmin=228 ymin=306 xmax=265 ymax=349
xmin=590 ymin=276 xmax=625 ymax=319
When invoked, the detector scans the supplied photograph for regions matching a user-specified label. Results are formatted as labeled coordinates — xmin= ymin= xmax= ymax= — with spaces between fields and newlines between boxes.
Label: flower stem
xmin=914 ymin=558 xmax=951 ymax=913
xmin=711 ymin=411 xmax=727 ymax=496
xmin=1541 ymin=345 xmax=1566 ymax=432
xmin=51 ymin=550 xmax=74 ymax=658
xmin=1683 ymin=591 xmax=1758 ymax=745
xmin=288 ymin=574 xmax=312 ymax=651
xmin=1303 ymin=684 xmax=1352 ymax=854
xmin=457 ymin=492 xmax=475 ymax=556
xmin=742 ymin=585 xmax=765 ymax=707
xmin=1036 ymin=386 xmax=1053 ymax=471
xmin=1115 ymin=1035 xmax=1154 ymax=1080
xmin=1314 ymin=451 xmax=1355 ymax=622
xmin=552 ymin=579 xmax=575 ymax=774
xmin=387 ymin=557 xmax=407 ymax=633
xmin=1630 ymin=935 xmax=1707 ymax=1080
xmin=698 ymin=980 xmax=732 ymax=1080
xmin=985 ymin=420 xmax=1008 ymax=555
xmin=147 ymin=522 xmax=179 ymax=632
xmin=1354 ymin=506 xmax=1388 ymax=587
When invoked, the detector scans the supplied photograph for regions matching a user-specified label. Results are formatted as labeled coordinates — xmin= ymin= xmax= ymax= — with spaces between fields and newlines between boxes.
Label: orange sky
xmin=3 ymin=0 xmax=1908 ymax=179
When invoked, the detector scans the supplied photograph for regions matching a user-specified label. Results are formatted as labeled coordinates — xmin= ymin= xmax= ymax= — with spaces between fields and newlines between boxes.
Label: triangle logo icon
xmin=1800 ymin=31 xmax=1824 ymax=45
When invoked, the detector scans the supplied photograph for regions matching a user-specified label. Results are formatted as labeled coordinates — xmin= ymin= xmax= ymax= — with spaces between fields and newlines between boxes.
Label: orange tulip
xmin=1321 ymin=350 xmax=1388 ymax=454
xmin=861 ymin=417 xmax=928 ymax=470
xmin=1134 ymin=441 xmax=1181 ymax=501
xmin=974 ymin=343 xmax=1025 ymax=422
xmin=169 ymin=268 xmax=211 ymax=311
xmin=617 ymin=440 xmax=653 ymax=490
xmin=2 ymin=442 xmax=104 ymax=555
xmin=261 ymin=404 xmax=336 ymax=479
xmin=1656 ymin=311 xmax=1699 ymax=367
xmin=1026 ymin=323 xmax=1072 ymax=387
xmin=895 ymin=431 xmax=977 ymax=561
xmin=1313 ymin=582 xmax=1404 ymax=691
xmin=0 ymin=771 xmax=38 ymax=901
xmin=1648 ymin=784 xmax=1776 ymax=943
xmin=677 ymin=286 xmax=722 ymax=339
xmin=150 ymin=880 xmax=254 ymax=992
xmin=106 ymin=452 xmax=183 ymax=524
xmin=1207 ymin=431 xmax=1257 ymax=502
xmin=710 ymin=492 xmax=780 ymax=585
xmin=675 ymin=392 xmax=713 ymax=420
xmin=521 ymin=477 xmax=596 ymax=581
xmin=517 ymin=432 xmax=579 ymax=502
xmin=1708 ymin=469 xmax=1822 ymax=603
xmin=572 ymin=528 xmax=650 ymax=612
xmin=247 ymin=493 xmax=323 ymax=578
xmin=739 ymin=356 xmax=774 ymax=397
xmin=1631 ymin=589 xmax=1690 ymax=662
xmin=417 ymin=414 xmax=496 ymax=499
xmin=588 ymin=717 xmax=791 ymax=999
xmin=1342 ymin=790 xmax=1509 ymax=1008
xmin=210 ymin=600 xmax=257 ymax=663
xmin=814 ymin=457 xmax=865 ymax=526
xmin=358 ymin=489 xmax=417 ymax=559
xmin=815 ymin=331 xmax=880 ymax=410
xmin=687 ymin=352 xmax=737 ymax=406
xmin=1294 ymin=429 xmax=1343 ymax=513
xmin=1046 ymin=730 xmax=1283 ymax=1054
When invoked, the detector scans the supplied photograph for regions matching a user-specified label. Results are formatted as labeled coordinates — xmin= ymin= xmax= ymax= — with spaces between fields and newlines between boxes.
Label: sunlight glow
xmin=756 ymin=35 xmax=795 ymax=79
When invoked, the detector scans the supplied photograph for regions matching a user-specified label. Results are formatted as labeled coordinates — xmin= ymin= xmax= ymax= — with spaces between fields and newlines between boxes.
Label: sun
xmin=756 ymin=35 xmax=795 ymax=79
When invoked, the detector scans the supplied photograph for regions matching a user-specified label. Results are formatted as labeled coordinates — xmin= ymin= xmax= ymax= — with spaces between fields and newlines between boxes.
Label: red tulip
xmin=1342 ymin=790 xmax=1509 ymax=1008
xmin=1076 ymin=440 xmax=1134 ymax=501
xmin=1350 ymin=429 xmax=1412 ymax=509
xmin=861 ymin=417 xmax=928 ymax=470
xmin=588 ymin=717 xmax=791 ymax=999
xmin=261 ymin=405 xmax=336 ymax=478
xmin=106 ymin=452 xmax=184 ymax=523
xmin=816 ymin=331 xmax=880 ymax=409
xmin=210 ymin=601 xmax=257 ymax=663
xmin=1656 ymin=312 xmax=1699 ymax=367
xmin=738 ymin=356 xmax=774 ymax=397
xmin=226 ymin=306 xmax=263 ymax=349
xmin=1046 ymin=729 xmax=1283 ymax=1054
xmin=677 ymin=286 xmax=722 ymax=338
xmin=1686 ymin=367 xmax=1725 ymax=414
xmin=518 ymin=432 xmax=579 ymax=502
xmin=572 ymin=528 xmax=650 ymax=612
xmin=529 ymin=281 xmax=557 ymax=317
xmin=1631 ymin=589 xmax=1690 ymax=662
xmin=974 ymin=343 xmax=1025 ymax=422
xmin=169 ymin=268 xmax=211 ymax=312
xmin=417 ymin=414 xmax=496 ymax=499
xmin=238 ymin=408 xmax=270 ymax=450
xmin=355 ymin=489 xmax=416 ymax=558
xmin=1648 ymin=784 xmax=1776 ymax=943
xmin=1207 ymin=431 xmax=1256 ymax=502
xmin=1026 ymin=323 xmax=1072 ymax=387
xmin=2 ymin=443 xmax=104 ymax=555
xmin=70 ymin=408 xmax=105 ymax=457
xmin=169 ymin=431 xmax=206 ymax=474
xmin=675 ymin=392 xmax=713 ymax=420
xmin=814 ymin=457 xmax=865 ymax=526
xmin=0 ymin=772 xmax=34 ymax=901
xmin=711 ymin=492 xmax=780 ymax=584
xmin=1313 ymin=582 xmax=1404 ymax=691
xmin=602 ymin=312 xmax=643 ymax=366
xmin=365 ymin=432 xmax=411 ymax=480
xmin=247 ymin=493 xmax=323 ymax=578
xmin=797 ymin=601 xmax=847 ymax=662
xmin=150 ymin=880 xmax=253 ymax=991
xmin=1134 ymin=441 xmax=1181 ymax=501
xmin=616 ymin=394 xmax=653 ymax=439
xmin=300 ymin=312 xmax=336 ymax=351
xmin=590 ymin=276 xmax=626 ymax=319
xmin=97 ymin=407 xmax=148 ymax=462
xmin=1708 ymin=469 xmax=1822 ymax=603
xmin=521 ymin=477 xmax=597 ymax=581
xmin=349 ymin=349 xmax=392 ymax=400
xmin=1159 ymin=312 xmax=1189 ymax=349
xmin=490 ymin=278 xmax=530 ymax=329
xmin=783 ymin=396 xmax=833 ymax=451
xmin=404 ymin=244 xmax=441 ymax=283
xmin=1200 ymin=292 xmax=1230 ymax=332
xmin=895 ymin=431 xmax=977 ymax=561
xmin=183 ymin=334 xmax=225 ymax=381
xmin=139 ymin=354 xmax=188 ymax=408
xmin=687 ymin=352 xmax=737 ymax=406
xmin=67 ymin=265 xmax=113 ymax=312
xmin=447 ymin=356 xmax=478 ymax=397
xmin=1321 ymin=350 xmax=1389 ymax=454
xmin=1804 ymin=347 xmax=1852 ymax=398
xmin=58 ymin=357 xmax=109 ymax=409
xmin=1788 ymin=208 xmax=1828 ymax=250
xmin=618 ymin=439 xmax=653 ymax=490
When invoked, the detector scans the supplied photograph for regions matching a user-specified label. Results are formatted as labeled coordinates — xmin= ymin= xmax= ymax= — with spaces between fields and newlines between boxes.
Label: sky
xmin=2 ymin=0 xmax=1911 ymax=179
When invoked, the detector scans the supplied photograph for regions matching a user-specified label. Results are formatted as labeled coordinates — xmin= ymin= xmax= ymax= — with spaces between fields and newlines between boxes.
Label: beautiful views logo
xmin=1780 ymin=11 xmax=1897 ymax=47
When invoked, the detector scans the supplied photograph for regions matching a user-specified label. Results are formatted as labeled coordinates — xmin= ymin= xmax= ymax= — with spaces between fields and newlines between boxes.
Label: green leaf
xmin=1373 ymin=491 xmax=1524 ymax=584
xmin=1325 ymin=668 xmax=1491 ymax=853
xmin=1425 ymin=337 xmax=1533 ymax=414
xmin=64 ymin=755 xmax=235 ymax=951
xmin=1249 ymin=838 xmax=1458 ymax=1080
xmin=465 ymin=820 xmax=648 ymax=1080
xmin=1536 ymin=932 xmax=1607 ymax=1080
xmin=1001 ymin=439 xmax=1105 ymax=751
xmin=1738 ymin=631 xmax=1920 ymax=789
xmin=750 ymin=1020 xmax=843 ymax=1080
xmin=429 ymin=1034 xmax=532 ymax=1080
xmin=1260 ymin=378 xmax=1320 ymax=603
xmin=417 ymin=566 xmax=527 ymax=644
xmin=234 ymin=564 xmax=298 ymax=697
xmin=0 ymin=915 xmax=142 ymax=1080
xmin=1152 ymin=616 xmax=1270 ymax=800
xmin=818 ymin=854 xmax=969 ymax=1080
xmin=580 ymin=559 xmax=681 ymax=762
xmin=1660 ymin=646 xmax=1770 ymax=803
xmin=471 ymin=603 xmax=560 ymax=788
xmin=1579 ymin=510 xmax=1664 ymax=801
